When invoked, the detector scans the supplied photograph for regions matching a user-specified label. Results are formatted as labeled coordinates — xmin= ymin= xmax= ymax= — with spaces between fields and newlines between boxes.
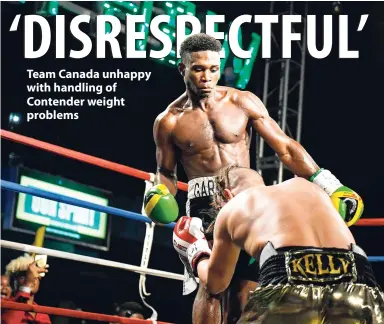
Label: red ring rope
xmin=0 ymin=129 xmax=188 ymax=192
xmin=355 ymin=218 xmax=384 ymax=226
xmin=1 ymin=129 xmax=383 ymax=227
xmin=1 ymin=300 xmax=173 ymax=324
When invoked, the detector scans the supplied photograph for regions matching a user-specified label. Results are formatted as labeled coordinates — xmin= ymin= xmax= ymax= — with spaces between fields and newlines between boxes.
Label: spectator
xmin=1 ymin=275 xmax=12 ymax=299
xmin=52 ymin=300 xmax=86 ymax=324
xmin=110 ymin=301 xmax=147 ymax=323
xmin=2 ymin=254 xmax=50 ymax=324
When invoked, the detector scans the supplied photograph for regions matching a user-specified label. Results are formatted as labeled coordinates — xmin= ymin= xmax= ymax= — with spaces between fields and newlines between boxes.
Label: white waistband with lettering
xmin=188 ymin=176 xmax=217 ymax=200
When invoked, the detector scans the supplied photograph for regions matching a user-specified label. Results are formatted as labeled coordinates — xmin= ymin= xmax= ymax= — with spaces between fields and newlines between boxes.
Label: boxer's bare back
xmin=222 ymin=177 xmax=356 ymax=260
xmin=196 ymin=167 xmax=359 ymax=300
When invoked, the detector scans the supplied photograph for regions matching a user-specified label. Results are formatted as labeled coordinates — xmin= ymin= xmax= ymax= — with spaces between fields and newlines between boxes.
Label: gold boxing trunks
xmin=237 ymin=243 xmax=384 ymax=323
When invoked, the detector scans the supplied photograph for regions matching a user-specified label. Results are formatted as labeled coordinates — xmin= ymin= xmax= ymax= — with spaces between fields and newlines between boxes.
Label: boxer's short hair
xmin=212 ymin=164 xmax=241 ymax=210
xmin=213 ymin=164 xmax=263 ymax=210
xmin=204 ymin=165 xmax=240 ymax=240
xmin=204 ymin=219 xmax=216 ymax=241
xmin=180 ymin=33 xmax=222 ymax=63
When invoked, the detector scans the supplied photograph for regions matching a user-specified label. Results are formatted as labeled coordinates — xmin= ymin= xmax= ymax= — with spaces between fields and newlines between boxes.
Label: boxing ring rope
xmin=0 ymin=240 xmax=183 ymax=280
xmin=2 ymin=237 xmax=383 ymax=263
xmin=1 ymin=129 xmax=384 ymax=321
xmin=0 ymin=179 xmax=176 ymax=229
xmin=0 ymin=300 xmax=173 ymax=324
xmin=0 ymin=128 xmax=189 ymax=321
xmin=1 ymin=129 xmax=382 ymax=228
xmin=0 ymin=129 xmax=189 ymax=191
xmin=2 ymin=179 xmax=384 ymax=230
xmin=353 ymin=218 xmax=384 ymax=226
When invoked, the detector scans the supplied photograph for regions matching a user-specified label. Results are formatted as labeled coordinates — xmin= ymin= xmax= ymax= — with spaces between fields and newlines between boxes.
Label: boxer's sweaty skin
xmin=154 ymin=51 xmax=318 ymax=196
xmin=154 ymin=50 xmax=319 ymax=324
xmin=197 ymin=173 xmax=384 ymax=323
xmin=231 ymin=177 xmax=355 ymax=258
xmin=197 ymin=172 xmax=356 ymax=295
xmin=154 ymin=56 xmax=255 ymax=324
xmin=156 ymin=86 xmax=251 ymax=180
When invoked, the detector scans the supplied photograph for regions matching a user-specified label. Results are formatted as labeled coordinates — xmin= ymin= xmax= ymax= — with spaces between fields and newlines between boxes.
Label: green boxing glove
xmin=310 ymin=168 xmax=364 ymax=226
xmin=144 ymin=184 xmax=179 ymax=224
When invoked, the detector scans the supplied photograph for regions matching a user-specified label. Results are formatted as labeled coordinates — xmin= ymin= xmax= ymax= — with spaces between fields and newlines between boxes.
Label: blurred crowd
xmin=0 ymin=254 xmax=149 ymax=323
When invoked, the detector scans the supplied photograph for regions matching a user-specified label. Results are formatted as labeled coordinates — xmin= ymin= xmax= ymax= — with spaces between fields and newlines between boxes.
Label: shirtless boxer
xmin=148 ymin=33 xmax=363 ymax=323
xmin=174 ymin=165 xmax=383 ymax=323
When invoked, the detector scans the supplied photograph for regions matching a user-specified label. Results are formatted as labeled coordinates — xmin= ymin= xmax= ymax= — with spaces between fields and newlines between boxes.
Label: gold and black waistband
xmin=257 ymin=243 xmax=378 ymax=288
xmin=285 ymin=249 xmax=357 ymax=284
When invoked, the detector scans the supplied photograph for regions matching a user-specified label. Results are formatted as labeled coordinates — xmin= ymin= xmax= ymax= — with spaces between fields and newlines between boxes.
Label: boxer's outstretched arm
xmin=153 ymin=112 xmax=178 ymax=195
xmin=197 ymin=206 xmax=240 ymax=295
xmin=238 ymin=91 xmax=319 ymax=179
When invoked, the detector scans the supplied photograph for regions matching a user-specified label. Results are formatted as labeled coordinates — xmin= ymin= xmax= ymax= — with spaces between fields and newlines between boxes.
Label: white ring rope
xmin=140 ymin=175 xmax=158 ymax=321
xmin=1 ymin=240 xmax=184 ymax=281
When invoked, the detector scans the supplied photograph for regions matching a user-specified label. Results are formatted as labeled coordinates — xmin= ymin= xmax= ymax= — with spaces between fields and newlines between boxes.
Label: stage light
xmin=22 ymin=1 xmax=261 ymax=89
xmin=9 ymin=113 xmax=21 ymax=128
xmin=332 ymin=1 xmax=342 ymax=14
xmin=10 ymin=114 xmax=20 ymax=123
xmin=37 ymin=1 xmax=59 ymax=16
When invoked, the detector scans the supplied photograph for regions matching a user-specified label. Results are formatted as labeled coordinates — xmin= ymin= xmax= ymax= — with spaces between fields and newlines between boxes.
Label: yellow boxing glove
xmin=310 ymin=169 xmax=364 ymax=226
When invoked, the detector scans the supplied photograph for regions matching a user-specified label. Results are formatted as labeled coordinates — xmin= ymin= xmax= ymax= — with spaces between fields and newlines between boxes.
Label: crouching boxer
xmin=185 ymin=176 xmax=260 ymax=322
xmin=152 ymin=32 xmax=363 ymax=323
xmin=174 ymin=165 xmax=383 ymax=323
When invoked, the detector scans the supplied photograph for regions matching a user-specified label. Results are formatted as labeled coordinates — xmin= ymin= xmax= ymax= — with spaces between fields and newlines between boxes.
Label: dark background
xmin=1 ymin=1 xmax=384 ymax=323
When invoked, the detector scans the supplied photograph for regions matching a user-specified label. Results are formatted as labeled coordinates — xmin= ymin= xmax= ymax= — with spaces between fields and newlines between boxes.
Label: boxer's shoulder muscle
xmin=154 ymin=110 xmax=176 ymax=139
xmin=154 ymin=94 xmax=187 ymax=136
xmin=217 ymin=191 xmax=254 ymax=239
xmin=228 ymin=89 xmax=268 ymax=120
